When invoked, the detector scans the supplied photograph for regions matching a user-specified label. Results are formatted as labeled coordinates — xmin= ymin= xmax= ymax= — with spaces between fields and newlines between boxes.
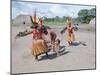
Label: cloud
xmin=12 ymin=1 xmax=95 ymax=19
xmin=49 ymin=4 xmax=67 ymax=17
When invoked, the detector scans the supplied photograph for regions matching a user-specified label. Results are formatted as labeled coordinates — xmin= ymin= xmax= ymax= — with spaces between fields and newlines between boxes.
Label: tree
xmin=55 ymin=16 xmax=60 ymax=22
xmin=88 ymin=8 xmax=96 ymax=17
xmin=78 ymin=9 xmax=89 ymax=17
xmin=78 ymin=8 xmax=96 ymax=24
xmin=62 ymin=16 xmax=66 ymax=22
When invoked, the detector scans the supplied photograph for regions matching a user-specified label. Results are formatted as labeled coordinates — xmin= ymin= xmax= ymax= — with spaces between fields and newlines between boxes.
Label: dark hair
xmin=34 ymin=25 xmax=39 ymax=29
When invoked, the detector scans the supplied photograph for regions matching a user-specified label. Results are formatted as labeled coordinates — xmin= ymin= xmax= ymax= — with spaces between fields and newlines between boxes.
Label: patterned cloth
xmin=67 ymin=33 xmax=75 ymax=42
xmin=33 ymin=28 xmax=41 ymax=40
xmin=66 ymin=27 xmax=75 ymax=42
xmin=32 ymin=39 xmax=48 ymax=56
xmin=32 ymin=27 xmax=48 ymax=56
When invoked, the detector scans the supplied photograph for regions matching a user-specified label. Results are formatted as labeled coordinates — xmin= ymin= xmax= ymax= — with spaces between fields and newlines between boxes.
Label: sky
xmin=12 ymin=0 xmax=95 ymax=19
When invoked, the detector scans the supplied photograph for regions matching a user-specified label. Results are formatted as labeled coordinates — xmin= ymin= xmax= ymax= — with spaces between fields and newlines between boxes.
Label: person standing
xmin=66 ymin=17 xmax=75 ymax=46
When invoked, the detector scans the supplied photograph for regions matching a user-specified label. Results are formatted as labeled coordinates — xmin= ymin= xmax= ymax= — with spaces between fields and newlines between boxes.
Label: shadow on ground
xmin=71 ymin=42 xmax=80 ymax=46
xmin=71 ymin=41 xmax=87 ymax=46
xmin=38 ymin=42 xmax=87 ymax=61
xmin=38 ymin=45 xmax=70 ymax=61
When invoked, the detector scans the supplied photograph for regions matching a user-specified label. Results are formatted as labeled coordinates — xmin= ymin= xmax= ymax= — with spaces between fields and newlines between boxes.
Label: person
xmin=66 ymin=17 xmax=75 ymax=46
xmin=32 ymin=25 xmax=48 ymax=60
xmin=43 ymin=28 xmax=60 ymax=56
xmin=30 ymin=10 xmax=49 ymax=60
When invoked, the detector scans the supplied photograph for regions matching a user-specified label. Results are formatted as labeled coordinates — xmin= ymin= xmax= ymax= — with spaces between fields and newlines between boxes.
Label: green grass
xmin=44 ymin=22 xmax=66 ymax=26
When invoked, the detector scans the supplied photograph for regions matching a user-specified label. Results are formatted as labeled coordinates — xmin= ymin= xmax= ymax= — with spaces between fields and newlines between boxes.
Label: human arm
xmin=60 ymin=27 xmax=67 ymax=34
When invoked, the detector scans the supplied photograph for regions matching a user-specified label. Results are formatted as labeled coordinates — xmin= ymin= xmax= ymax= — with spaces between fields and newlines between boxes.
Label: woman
xmin=32 ymin=25 xmax=48 ymax=60
xmin=66 ymin=17 xmax=75 ymax=46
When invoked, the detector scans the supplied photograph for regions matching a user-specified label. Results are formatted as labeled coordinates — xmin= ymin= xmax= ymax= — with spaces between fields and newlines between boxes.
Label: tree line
xmin=43 ymin=8 xmax=96 ymax=24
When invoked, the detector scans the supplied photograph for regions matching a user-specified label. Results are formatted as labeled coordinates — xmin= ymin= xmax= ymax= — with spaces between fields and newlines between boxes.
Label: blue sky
xmin=12 ymin=1 xmax=95 ymax=19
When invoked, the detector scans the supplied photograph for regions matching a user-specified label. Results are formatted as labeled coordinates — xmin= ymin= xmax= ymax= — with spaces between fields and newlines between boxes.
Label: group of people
xmin=31 ymin=14 xmax=75 ymax=60
xmin=31 ymin=17 xmax=60 ymax=60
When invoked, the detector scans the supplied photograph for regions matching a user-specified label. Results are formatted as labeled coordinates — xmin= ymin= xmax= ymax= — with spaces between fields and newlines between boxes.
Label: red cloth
xmin=68 ymin=27 xmax=73 ymax=33
xmin=33 ymin=28 xmax=41 ymax=40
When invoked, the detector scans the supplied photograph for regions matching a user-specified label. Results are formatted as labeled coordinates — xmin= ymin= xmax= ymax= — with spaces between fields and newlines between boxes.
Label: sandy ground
xmin=11 ymin=24 xmax=96 ymax=74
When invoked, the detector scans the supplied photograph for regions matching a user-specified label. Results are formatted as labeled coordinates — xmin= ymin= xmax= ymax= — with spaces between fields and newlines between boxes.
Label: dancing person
xmin=31 ymin=10 xmax=48 ymax=60
xmin=32 ymin=25 xmax=48 ymax=60
xmin=66 ymin=17 xmax=75 ymax=46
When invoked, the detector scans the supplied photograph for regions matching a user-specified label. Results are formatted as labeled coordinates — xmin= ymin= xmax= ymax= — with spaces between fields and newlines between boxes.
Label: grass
xmin=43 ymin=22 xmax=89 ymax=26
xmin=44 ymin=22 xmax=66 ymax=26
